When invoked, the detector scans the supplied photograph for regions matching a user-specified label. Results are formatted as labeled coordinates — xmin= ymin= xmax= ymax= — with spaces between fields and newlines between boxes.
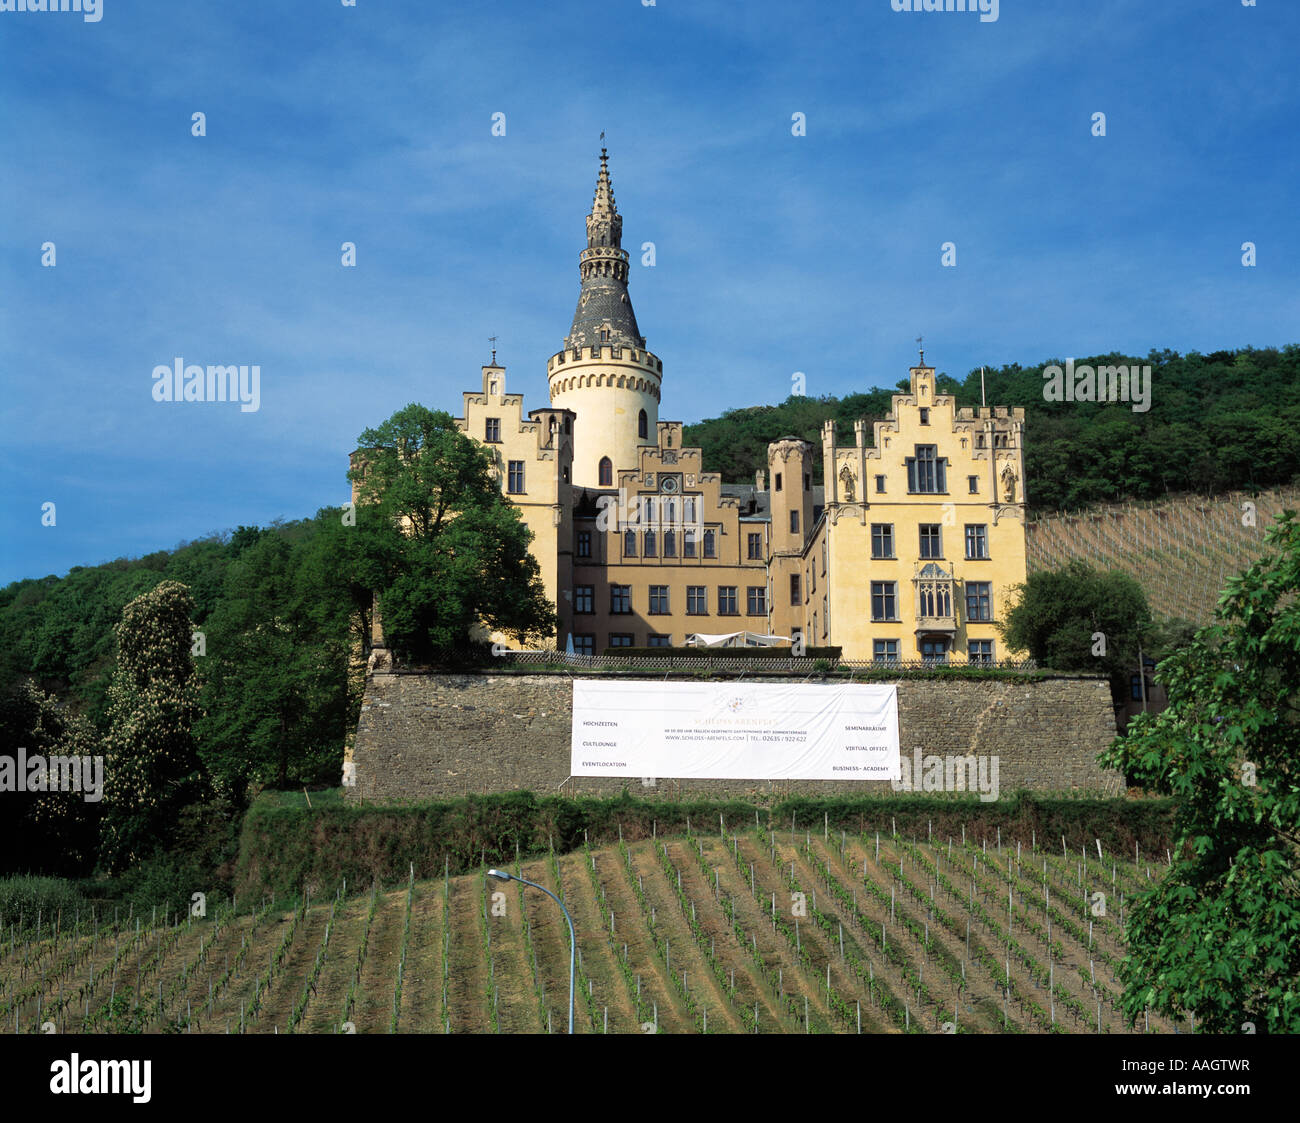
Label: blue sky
xmin=2 ymin=0 xmax=1296 ymax=585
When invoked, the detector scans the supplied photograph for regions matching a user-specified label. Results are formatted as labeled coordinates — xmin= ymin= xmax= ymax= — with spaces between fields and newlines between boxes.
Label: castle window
xmin=718 ymin=586 xmax=739 ymax=615
xmin=823 ymin=596 xmax=828 ymax=637
xmin=969 ymin=639 xmax=994 ymax=664
xmin=747 ymin=533 xmax=762 ymax=560
xmin=565 ymin=417 xmax=572 ymax=434
xmin=647 ymin=633 xmax=672 ymax=647
xmin=775 ymin=473 xmax=783 ymax=492
xmin=485 ymin=417 xmax=501 ymax=442
xmin=746 ymin=587 xmax=767 ymax=616
xmin=965 ymin=581 xmax=992 ymax=622
xmin=703 ymin=529 xmax=716 ymax=558
xmin=804 ymin=473 xmax=811 ymax=491
xmin=563 ymin=467 xmax=570 ymax=483
xmin=919 ymin=524 xmax=942 ymax=559
xmin=921 ymin=638 xmax=949 ymax=665
xmin=638 ymin=410 xmax=648 ymax=439
xmin=918 ymin=582 xmax=952 ymax=619
xmin=624 ymin=529 xmax=637 ymax=556
xmin=790 ymin=575 xmax=801 ymax=606
xmin=871 ymin=581 xmax=898 ymax=622
xmin=598 ymin=457 xmax=613 ymax=487
xmin=602 ymin=329 xmax=610 ymax=341
xmin=574 ymin=585 xmax=594 ymax=614
xmin=609 ymin=634 xmax=635 ymax=648
xmin=873 ymin=639 xmax=899 ymax=664
xmin=683 ymin=497 xmax=696 ymax=524
xmin=611 ymin=585 xmax=632 ymax=614
xmin=919 ymin=407 xmax=930 ymax=425
xmin=644 ymin=530 xmax=657 ymax=557
xmin=875 ymin=474 xmax=886 ymax=494
xmin=872 ymin=524 xmax=894 ymax=559
xmin=906 ymin=445 xmax=946 ymax=494
xmin=789 ymin=510 xmax=800 ymax=534
xmin=965 ymin=524 xmax=989 ymax=560
xmin=649 ymin=586 xmax=670 ymax=614
xmin=507 ymin=461 xmax=525 ymax=494
xmin=687 ymin=586 xmax=707 ymax=615
xmin=571 ymin=634 xmax=595 ymax=656
xmin=683 ymin=530 xmax=697 ymax=557
xmin=577 ymin=530 xmax=591 ymax=558
xmin=664 ymin=530 xmax=676 ymax=557
xmin=968 ymin=475 xmax=978 ymax=494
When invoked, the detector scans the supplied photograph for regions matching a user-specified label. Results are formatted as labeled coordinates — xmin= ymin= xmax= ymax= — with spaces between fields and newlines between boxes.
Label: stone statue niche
xmin=1000 ymin=463 xmax=1017 ymax=503
xmin=838 ymin=464 xmax=855 ymax=502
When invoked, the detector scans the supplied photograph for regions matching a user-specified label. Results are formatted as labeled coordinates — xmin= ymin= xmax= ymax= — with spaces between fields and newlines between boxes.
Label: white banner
xmin=571 ymin=680 xmax=899 ymax=781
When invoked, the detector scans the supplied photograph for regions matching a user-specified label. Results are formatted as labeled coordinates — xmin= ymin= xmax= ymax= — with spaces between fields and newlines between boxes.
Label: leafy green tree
xmin=195 ymin=514 xmax=358 ymax=795
xmin=0 ymin=681 xmax=101 ymax=876
xmin=348 ymin=404 xmax=557 ymax=664
xmin=100 ymin=581 xmax=208 ymax=872
xmin=1099 ymin=511 xmax=1300 ymax=1033
xmin=997 ymin=560 xmax=1152 ymax=678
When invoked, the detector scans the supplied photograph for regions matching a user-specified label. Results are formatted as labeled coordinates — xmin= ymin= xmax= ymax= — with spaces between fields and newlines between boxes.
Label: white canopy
xmin=685 ymin=631 xmax=792 ymax=648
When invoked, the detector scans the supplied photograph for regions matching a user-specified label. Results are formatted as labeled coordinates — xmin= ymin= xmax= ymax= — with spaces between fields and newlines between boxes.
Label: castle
xmin=357 ymin=149 xmax=1028 ymax=664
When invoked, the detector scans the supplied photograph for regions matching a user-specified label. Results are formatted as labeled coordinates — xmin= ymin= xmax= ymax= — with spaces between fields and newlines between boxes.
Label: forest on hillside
xmin=682 ymin=345 xmax=1300 ymax=512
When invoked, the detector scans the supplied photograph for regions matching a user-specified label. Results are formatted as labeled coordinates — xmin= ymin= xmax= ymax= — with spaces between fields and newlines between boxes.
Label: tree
xmin=997 ymin=560 xmax=1152 ymax=680
xmin=100 ymin=581 xmax=208 ymax=872
xmin=195 ymin=514 xmax=357 ymax=795
xmin=348 ymin=404 xmax=557 ymax=664
xmin=1100 ymin=511 xmax=1300 ymax=1033
xmin=0 ymin=681 xmax=101 ymax=876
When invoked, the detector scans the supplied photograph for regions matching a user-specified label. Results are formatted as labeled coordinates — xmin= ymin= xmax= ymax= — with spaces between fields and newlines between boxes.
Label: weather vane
xmin=489 ymin=335 xmax=497 ymax=364
xmin=916 ymin=334 xmax=924 ymax=365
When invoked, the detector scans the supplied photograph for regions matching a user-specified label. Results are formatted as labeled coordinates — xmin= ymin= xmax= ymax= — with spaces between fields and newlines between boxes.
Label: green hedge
xmin=601 ymin=645 xmax=842 ymax=658
xmin=232 ymin=788 xmax=1175 ymax=901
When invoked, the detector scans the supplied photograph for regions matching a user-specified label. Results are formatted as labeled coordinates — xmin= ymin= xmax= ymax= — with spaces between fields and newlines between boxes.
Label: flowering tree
xmin=100 ymin=580 xmax=208 ymax=872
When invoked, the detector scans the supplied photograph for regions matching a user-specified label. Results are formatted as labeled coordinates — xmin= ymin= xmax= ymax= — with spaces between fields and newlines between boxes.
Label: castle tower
xmin=546 ymin=146 xmax=662 ymax=488
xmin=767 ymin=436 xmax=815 ymax=640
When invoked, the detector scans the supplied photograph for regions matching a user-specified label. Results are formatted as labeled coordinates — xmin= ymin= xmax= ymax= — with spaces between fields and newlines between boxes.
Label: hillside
xmin=1026 ymin=485 xmax=1300 ymax=626
xmin=683 ymin=345 xmax=1300 ymax=512
xmin=2 ymin=830 xmax=1180 ymax=1034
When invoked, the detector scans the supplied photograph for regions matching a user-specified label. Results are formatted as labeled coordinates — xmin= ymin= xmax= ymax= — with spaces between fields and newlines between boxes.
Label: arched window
xmin=598 ymin=457 xmax=613 ymax=487
xmin=638 ymin=409 xmax=648 ymax=439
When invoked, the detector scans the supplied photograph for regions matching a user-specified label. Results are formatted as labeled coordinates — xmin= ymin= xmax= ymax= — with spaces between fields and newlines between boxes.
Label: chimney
xmin=756 ymin=468 xmax=767 ymax=491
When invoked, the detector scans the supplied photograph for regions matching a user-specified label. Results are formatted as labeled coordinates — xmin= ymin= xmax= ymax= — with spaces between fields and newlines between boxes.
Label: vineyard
xmin=0 ymin=828 xmax=1183 ymax=1034
xmin=1026 ymin=485 xmax=1300 ymax=625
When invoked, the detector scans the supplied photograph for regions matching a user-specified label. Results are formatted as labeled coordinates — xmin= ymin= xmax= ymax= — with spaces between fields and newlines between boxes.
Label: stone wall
xmin=346 ymin=671 xmax=1123 ymax=804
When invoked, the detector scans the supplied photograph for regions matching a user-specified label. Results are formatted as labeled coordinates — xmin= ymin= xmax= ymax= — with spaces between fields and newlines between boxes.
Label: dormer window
xmin=602 ymin=329 xmax=610 ymax=341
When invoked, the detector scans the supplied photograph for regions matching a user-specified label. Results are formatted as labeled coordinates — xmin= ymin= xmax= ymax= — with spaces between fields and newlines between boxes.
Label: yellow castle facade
xmin=364 ymin=149 xmax=1028 ymax=663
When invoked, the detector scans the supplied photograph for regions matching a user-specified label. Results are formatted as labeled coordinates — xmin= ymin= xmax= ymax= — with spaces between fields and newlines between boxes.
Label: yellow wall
xmin=820 ymin=363 xmax=1027 ymax=662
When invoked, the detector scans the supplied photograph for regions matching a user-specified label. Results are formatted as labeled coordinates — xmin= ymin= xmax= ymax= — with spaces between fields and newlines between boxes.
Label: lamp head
xmin=487 ymin=868 xmax=511 ymax=882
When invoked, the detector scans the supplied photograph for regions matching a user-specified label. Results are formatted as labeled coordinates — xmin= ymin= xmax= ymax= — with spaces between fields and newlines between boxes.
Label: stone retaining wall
xmin=346 ymin=672 xmax=1122 ymax=804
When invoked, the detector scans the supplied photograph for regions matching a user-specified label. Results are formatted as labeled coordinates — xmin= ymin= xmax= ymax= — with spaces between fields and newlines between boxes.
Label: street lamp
xmin=487 ymin=868 xmax=576 ymax=1034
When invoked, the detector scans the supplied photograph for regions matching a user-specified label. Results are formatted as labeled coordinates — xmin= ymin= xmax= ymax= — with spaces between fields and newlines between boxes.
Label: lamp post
xmin=487 ymin=868 xmax=576 ymax=1034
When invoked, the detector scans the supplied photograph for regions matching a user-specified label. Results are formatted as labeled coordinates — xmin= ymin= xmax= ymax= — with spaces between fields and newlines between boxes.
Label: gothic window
xmin=624 ymin=529 xmax=637 ymax=556
xmin=599 ymin=457 xmax=613 ymax=486
xmin=638 ymin=409 xmax=648 ymax=439
xmin=703 ymin=530 xmax=716 ymax=557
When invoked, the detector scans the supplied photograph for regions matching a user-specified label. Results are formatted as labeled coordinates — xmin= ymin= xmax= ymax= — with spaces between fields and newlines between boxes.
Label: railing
xmin=489 ymin=650 xmax=1040 ymax=673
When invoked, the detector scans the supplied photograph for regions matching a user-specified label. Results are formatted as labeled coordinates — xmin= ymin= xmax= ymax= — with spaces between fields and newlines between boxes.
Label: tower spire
xmin=566 ymin=146 xmax=643 ymax=351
